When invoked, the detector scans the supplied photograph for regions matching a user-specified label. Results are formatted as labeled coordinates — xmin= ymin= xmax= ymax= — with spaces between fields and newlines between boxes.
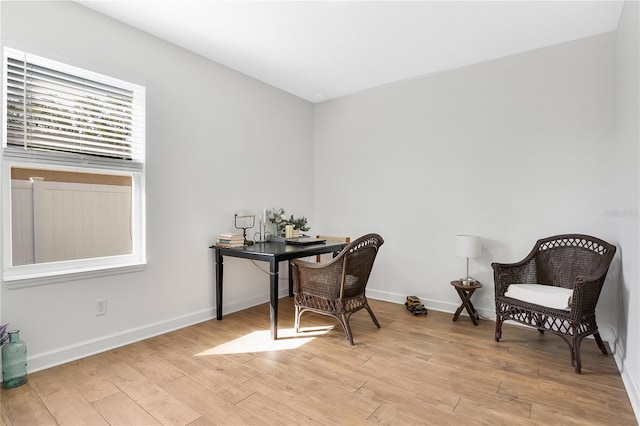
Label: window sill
xmin=3 ymin=261 xmax=147 ymax=289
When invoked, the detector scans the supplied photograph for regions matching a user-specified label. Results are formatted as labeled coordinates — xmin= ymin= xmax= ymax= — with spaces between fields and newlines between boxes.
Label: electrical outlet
xmin=96 ymin=298 xmax=107 ymax=316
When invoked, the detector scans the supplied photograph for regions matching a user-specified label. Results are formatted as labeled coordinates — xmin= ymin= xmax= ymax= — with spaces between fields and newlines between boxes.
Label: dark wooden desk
xmin=210 ymin=241 xmax=348 ymax=339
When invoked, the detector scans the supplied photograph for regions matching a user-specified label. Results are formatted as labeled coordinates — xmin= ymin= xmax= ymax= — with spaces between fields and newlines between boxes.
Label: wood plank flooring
xmin=1 ymin=298 xmax=637 ymax=425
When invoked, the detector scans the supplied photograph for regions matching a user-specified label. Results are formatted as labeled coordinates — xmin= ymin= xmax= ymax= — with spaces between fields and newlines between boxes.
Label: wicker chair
xmin=492 ymin=234 xmax=616 ymax=373
xmin=291 ymin=233 xmax=384 ymax=344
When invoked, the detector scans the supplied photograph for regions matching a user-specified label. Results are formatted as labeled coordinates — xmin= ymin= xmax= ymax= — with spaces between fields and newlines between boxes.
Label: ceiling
xmin=77 ymin=1 xmax=624 ymax=103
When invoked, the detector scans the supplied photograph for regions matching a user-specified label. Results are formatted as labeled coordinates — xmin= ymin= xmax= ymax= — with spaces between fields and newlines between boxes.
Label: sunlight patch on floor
xmin=195 ymin=326 xmax=334 ymax=355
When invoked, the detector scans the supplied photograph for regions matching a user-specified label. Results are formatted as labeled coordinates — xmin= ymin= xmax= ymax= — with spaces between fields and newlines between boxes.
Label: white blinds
xmin=4 ymin=48 xmax=145 ymax=171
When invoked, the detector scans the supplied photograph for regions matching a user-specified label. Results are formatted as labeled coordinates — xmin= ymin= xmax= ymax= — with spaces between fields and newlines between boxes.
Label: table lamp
xmin=456 ymin=235 xmax=481 ymax=285
xmin=234 ymin=211 xmax=256 ymax=246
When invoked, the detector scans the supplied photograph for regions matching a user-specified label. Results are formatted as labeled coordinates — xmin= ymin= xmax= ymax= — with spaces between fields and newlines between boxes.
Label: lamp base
xmin=459 ymin=277 xmax=478 ymax=286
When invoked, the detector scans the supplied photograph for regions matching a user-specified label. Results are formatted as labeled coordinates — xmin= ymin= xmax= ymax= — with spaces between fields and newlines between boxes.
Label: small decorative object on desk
xmin=216 ymin=233 xmax=246 ymax=247
xmin=287 ymin=216 xmax=310 ymax=232
xmin=253 ymin=217 xmax=272 ymax=243
xmin=267 ymin=208 xmax=288 ymax=234
xmin=267 ymin=207 xmax=311 ymax=236
xmin=285 ymin=224 xmax=294 ymax=238
xmin=234 ymin=212 xmax=256 ymax=245
xmin=2 ymin=327 xmax=28 ymax=389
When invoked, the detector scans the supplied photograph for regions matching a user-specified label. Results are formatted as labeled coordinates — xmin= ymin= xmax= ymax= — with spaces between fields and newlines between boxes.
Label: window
xmin=2 ymin=47 xmax=146 ymax=284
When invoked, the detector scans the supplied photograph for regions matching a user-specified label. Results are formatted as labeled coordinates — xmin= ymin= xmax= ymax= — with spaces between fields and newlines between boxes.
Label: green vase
xmin=2 ymin=330 xmax=28 ymax=388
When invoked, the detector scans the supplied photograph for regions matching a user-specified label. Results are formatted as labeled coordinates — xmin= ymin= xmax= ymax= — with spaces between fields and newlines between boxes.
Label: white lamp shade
xmin=456 ymin=235 xmax=481 ymax=258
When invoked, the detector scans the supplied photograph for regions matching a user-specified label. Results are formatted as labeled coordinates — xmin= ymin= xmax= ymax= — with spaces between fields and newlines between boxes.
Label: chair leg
xmin=594 ymin=332 xmax=608 ymax=356
xmin=294 ymin=305 xmax=301 ymax=332
xmin=339 ymin=314 xmax=355 ymax=345
xmin=495 ymin=315 xmax=503 ymax=342
xmin=365 ymin=304 xmax=380 ymax=328
xmin=573 ymin=336 xmax=582 ymax=374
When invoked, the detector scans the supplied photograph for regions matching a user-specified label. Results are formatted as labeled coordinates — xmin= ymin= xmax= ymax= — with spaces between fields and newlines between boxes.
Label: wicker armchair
xmin=291 ymin=233 xmax=384 ymax=345
xmin=492 ymin=234 xmax=616 ymax=373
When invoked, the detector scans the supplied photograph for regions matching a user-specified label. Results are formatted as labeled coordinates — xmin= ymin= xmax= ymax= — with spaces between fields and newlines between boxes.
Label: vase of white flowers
xmin=267 ymin=208 xmax=288 ymax=235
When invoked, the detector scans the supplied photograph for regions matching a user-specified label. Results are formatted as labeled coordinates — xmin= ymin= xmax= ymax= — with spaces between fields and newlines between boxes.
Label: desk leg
xmin=288 ymin=261 xmax=294 ymax=297
xmin=215 ymin=249 xmax=223 ymax=320
xmin=270 ymin=258 xmax=279 ymax=340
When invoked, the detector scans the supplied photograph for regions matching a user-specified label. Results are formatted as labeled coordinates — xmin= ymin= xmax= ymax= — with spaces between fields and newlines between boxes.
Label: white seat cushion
xmin=504 ymin=284 xmax=573 ymax=310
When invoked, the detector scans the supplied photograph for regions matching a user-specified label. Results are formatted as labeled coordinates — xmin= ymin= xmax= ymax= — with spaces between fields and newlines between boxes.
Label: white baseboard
xmin=602 ymin=325 xmax=640 ymax=422
xmin=27 ymin=307 xmax=215 ymax=373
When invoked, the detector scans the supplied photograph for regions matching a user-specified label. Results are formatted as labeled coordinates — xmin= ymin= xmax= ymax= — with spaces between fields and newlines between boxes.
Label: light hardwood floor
xmin=1 ymin=298 xmax=637 ymax=425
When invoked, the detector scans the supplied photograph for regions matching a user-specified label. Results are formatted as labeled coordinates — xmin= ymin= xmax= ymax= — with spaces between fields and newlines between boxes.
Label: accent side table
xmin=450 ymin=280 xmax=483 ymax=326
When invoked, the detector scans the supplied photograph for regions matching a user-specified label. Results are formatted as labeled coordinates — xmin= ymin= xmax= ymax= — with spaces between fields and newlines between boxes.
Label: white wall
xmin=614 ymin=0 xmax=639 ymax=418
xmin=314 ymin=32 xmax=618 ymax=319
xmin=314 ymin=19 xmax=638 ymax=417
xmin=0 ymin=1 xmax=314 ymax=371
